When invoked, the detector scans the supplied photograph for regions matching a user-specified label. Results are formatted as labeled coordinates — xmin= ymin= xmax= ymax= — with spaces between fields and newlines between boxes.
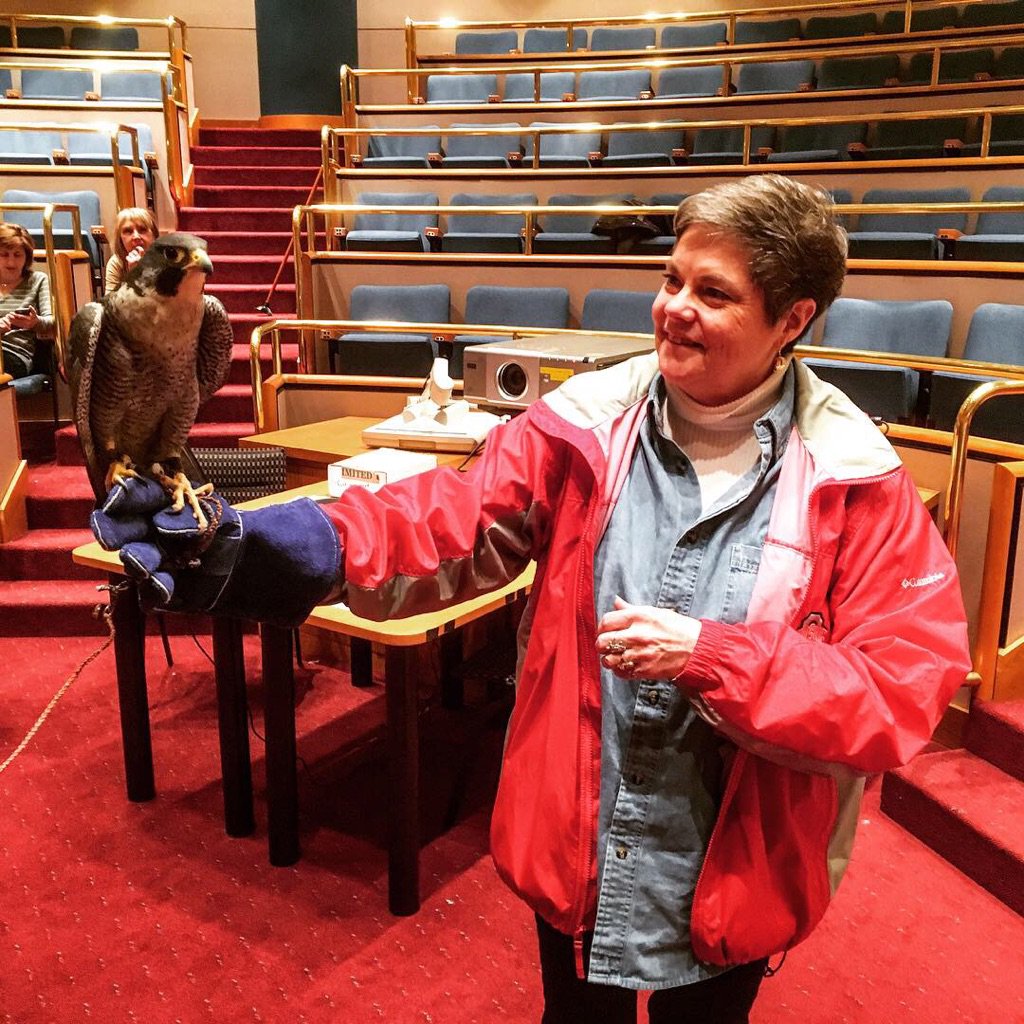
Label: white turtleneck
xmin=662 ymin=358 xmax=790 ymax=512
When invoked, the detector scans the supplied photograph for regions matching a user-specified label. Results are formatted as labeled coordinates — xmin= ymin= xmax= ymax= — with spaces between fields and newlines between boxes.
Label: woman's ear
xmin=781 ymin=298 xmax=817 ymax=344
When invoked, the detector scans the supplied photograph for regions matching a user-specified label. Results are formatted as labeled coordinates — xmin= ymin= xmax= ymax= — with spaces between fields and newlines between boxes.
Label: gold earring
xmin=774 ymin=352 xmax=787 ymax=372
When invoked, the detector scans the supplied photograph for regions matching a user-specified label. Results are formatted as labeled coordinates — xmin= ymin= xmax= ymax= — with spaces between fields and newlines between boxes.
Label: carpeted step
xmin=226 ymin=342 xmax=300 ymax=384
xmin=0 ymin=528 xmax=104 ymax=581
xmin=55 ymin=422 xmax=255 ymax=467
xmin=0 ymin=580 xmax=113 ymax=635
xmin=195 ymin=165 xmax=320 ymax=187
xmin=192 ymin=145 xmax=321 ymax=168
xmin=208 ymin=283 xmax=295 ymax=315
xmin=881 ymin=748 xmax=1024 ymax=916
xmin=199 ymin=127 xmax=321 ymax=148
xmin=229 ymin=312 xmax=278 ymax=346
xmin=179 ymin=207 xmax=294 ymax=233
xmin=208 ymin=255 xmax=294 ymax=286
xmin=194 ymin=185 xmax=320 ymax=209
xmin=966 ymin=699 xmax=1024 ymax=783
xmin=26 ymin=464 xmax=94 ymax=527
xmin=204 ymin=383 xmax=257 ymax=423
xmin=197 ymin=231 xmax=294 ymax=256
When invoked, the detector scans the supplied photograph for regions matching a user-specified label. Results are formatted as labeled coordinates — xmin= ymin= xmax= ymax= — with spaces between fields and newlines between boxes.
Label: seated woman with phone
xmin=0 ymin=222 xmax=55 ymax=380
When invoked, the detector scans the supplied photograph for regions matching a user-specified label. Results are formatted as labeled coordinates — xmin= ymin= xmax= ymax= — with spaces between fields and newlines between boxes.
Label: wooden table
xmin=72 ymin=479 xmax=532 ymax=916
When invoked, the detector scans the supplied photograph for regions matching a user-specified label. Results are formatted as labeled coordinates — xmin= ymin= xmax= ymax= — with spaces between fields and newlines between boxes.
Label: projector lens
xmin=497 ymin=362 xmax=528 ymax=401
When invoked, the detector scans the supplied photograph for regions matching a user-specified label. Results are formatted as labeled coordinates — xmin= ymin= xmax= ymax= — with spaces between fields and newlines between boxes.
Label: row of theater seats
xmin=806 ymin=299 xmax=1024 ymax=440
xmin=339 ymin=188 xmax=1024 ymax=262
xmin=327 ymin=286 xmax=1024 ymax=441
xmin=359 ymin=114 xmax=1024 ymax=169
xmin=422 ymin=47 xmax=1024 ymax=103
xmin=328 ymin=284 xmax=655 ymax=378
xmin=0 ymin=25 xmax=141 ymax=50
xmin=1 ymin=188 xmax=104 ymax=266
xmin=448 ymin=3 xmax=1024 ymax=55
xmin=0 ymin=67 xmax=165 ymax=102
xmin=0 ymin=124 xmax=156 ymax=166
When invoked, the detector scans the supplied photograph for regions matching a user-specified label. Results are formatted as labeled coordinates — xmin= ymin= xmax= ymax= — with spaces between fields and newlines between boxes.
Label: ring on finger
xmin=605 ymin=639 xmax=627 ymax=655
xmin=621 ymin=658 xmax=636 ymax=675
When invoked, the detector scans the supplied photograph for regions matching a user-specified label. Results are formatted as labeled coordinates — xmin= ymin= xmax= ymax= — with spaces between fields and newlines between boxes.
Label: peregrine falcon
xmin=67 ymin=232 xmax=234 ymax=528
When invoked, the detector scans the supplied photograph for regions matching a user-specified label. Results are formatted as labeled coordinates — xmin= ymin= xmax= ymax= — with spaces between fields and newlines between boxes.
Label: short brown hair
xmin=673 ymin=174 xmax=847 ymax=326
xmin=113 ymin=207 xmax=158 ymax=259
xmin=0 ymin=222 xmax=36 ymax=273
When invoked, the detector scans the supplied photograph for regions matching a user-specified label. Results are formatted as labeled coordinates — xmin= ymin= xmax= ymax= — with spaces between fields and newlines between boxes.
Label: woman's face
xmin=652 ymin=224 xmax=815 ymax=406
xmin=0 ymin=244 xmax=28 ymax=281
xmin=120 ymin=220 xmax=155 ymax=256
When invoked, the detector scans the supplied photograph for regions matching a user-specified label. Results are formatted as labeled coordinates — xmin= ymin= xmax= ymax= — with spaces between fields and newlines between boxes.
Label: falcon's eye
xmin=162 ymin=246 xmax=185 ymax=265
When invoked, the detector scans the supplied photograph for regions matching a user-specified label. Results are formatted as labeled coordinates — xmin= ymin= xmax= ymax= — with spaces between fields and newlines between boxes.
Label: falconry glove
xmin=91 ymin=477 xmax=343 ymax=627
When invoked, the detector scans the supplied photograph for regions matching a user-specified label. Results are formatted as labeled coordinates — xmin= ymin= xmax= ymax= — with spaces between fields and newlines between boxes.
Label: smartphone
xmin=13 ymin=306 xmax=33 ymax=316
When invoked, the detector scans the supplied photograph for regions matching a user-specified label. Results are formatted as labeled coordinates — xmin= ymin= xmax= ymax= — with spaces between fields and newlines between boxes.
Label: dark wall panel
xmin=255 ymin=0 xmax=357 ymax=115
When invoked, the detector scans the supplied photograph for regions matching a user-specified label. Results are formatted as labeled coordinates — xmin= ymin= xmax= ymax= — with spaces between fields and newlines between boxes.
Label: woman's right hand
xmin=126 ymin=246 xmax=146 ymax=268
xmin=5 ymin=306 xmax=37 ymax=331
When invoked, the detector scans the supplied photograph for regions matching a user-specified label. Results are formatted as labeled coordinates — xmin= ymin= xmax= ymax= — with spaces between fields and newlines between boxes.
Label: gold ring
xmin=605 ymin=639 xmax=627 ymax=655
xmin=621 ymin=658 xmax=636 ymax=675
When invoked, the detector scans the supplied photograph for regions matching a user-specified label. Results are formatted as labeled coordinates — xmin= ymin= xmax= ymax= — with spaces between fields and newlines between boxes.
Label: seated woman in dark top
xmin=0 ymin=222 xmax=56 ymax=379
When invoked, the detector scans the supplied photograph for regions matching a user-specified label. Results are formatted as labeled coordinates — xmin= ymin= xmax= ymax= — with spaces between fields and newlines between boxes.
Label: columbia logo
xmin=901 ymin=572 xmax=946 ymax=589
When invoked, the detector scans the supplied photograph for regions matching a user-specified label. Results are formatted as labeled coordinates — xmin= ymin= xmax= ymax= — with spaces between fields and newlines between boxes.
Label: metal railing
xmin=0 ymin=13 xmax=188 ymax=56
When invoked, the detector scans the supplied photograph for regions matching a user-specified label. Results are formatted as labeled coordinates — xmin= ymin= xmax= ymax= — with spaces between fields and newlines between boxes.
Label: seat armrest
xmin=797 ymin=81 xmax=815 ymax=92
xmin=333 ymin=226 xmax=349 ymax=248
xmin=85 ymin=91 xmax=100 ymax=101
xmin=671 ymin=147 xmax=688 ymax=165
xmin=847 ymin=142 xmax=867 ymax=159
xmin=90 ymin=225 xmax=109 ymax=244
xmin=937 ymin=231 xmax=961 ymax=260
xmin=756 ymin=146 xmax=773 ymax=162
xmin=488 ymin=93 xmax=501 ymax=103
xmin=4 ymin=88 xmax=21 ymax=99
xmin=587 ymin=150 xmax=604 ymax=164
xmin=943 ymin=138 xmax=963 ymax=156
xmin=973 ymin=72 xmax=993 ymax=81
xmin=561 ymin=92 xmax=577 ymax=102
xmin=427 ymin=151 xmax=444 ymax=167
xmin=51 ymin=148 xmax=69 ymax=165
xmin=424 ymin=226 xmax=442 ymax=252
xmin=639 ymin=90 xmax=654 ymax=100
xmin=350 ymin=153 xmax=364 ymax=167
xmin=413 ymin=95 xmax=425 ymax=104
xmin=937 ymin=228 xmax=962 ymax=240
xmin=144 ymin=151 xmax=158 ymax=169
xmin=507 ymin=150 xmax=524 ymax=165
xmin=884 ymin=76 xmax=900 ymax=87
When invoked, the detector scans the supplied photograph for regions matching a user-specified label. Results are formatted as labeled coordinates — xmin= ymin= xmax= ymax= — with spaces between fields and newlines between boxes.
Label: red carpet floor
xmin=1 ymin=634 xmax=1022 ymax=1023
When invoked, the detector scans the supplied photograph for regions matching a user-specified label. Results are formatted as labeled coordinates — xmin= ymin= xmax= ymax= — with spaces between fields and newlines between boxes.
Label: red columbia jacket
xmin=322 ymin=355 xmax=971 ymax=966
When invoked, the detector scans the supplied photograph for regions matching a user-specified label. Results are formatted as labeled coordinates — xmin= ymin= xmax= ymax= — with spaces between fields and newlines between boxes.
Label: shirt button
xmin=630 ymin=773 xmax=644 ymax=787
xmin=615 ymin=846 xmax=628 ymax=860
xmin=643 ymin=689 xmax=659 ymax=706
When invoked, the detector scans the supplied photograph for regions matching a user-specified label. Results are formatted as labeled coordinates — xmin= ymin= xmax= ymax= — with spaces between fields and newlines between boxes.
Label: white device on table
xmin=328 ymin=447 xmax=438 ymax=496
xmin=361 ymin=357 xmax=508 ymax=453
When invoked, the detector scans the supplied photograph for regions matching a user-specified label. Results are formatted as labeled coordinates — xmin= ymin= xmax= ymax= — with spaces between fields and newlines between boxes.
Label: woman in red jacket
xmin=93 ymin=174 xmax=971 ymax=1024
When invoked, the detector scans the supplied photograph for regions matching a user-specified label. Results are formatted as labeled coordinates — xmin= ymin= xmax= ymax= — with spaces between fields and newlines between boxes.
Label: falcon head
xmin=127 ymin=232 xmax=213 ymax=298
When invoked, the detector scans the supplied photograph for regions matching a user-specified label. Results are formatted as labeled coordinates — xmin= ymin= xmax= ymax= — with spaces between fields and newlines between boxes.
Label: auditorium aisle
xmin=0 ymin=126 xmax=315 ymax=635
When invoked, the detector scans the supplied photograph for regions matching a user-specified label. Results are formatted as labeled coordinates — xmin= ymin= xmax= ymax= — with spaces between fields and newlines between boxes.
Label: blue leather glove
xmin=91 ymin=477 xmax=343 ymax=627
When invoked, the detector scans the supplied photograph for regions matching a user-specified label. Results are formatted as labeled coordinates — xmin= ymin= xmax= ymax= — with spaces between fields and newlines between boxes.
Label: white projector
xmin=462 ymin=333 xmax=654 ymax=411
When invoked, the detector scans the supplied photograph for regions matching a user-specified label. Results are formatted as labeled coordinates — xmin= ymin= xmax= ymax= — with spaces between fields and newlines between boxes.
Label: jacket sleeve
xmin=319 ymin=407 xmax=566 ymax=622
xmin=677 ymin=469 xmax=972 ymax=775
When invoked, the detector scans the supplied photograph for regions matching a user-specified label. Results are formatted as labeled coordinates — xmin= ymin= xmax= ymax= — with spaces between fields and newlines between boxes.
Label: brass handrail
xmin=945 ymin=380 xmax=1024 ymax=558
xmin=0 ymin=13 xmax=187 ymax=55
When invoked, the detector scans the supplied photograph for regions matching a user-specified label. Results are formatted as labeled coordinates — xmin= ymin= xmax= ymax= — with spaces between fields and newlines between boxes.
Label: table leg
xmin=261 ymin=623 xmax=300 ymax=866
xmin=439 ymin=631 xmax=464 ymax=710
xmin=213 ymin=616 xmax=255 ymax=837
xmin=386 ymin=644 xmax=419 ymax=915
xmin=109 ymin=575 xmax=154 ymax=802
xmin=350 ymin=637 xmax=373 ymax=687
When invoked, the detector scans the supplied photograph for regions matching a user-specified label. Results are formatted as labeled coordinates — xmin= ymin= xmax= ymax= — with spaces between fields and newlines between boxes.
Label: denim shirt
xmin=589 ymin=368 xmax=795 ymax=990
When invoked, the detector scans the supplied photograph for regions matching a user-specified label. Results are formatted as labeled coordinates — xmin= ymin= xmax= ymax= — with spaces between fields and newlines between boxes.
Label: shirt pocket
xmin=719 ymin=542 xmax=764 ymax=624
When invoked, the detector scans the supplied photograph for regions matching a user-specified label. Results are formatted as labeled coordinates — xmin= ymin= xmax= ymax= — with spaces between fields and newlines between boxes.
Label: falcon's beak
xmin=188 ymin=248 xmax=214 ymax=277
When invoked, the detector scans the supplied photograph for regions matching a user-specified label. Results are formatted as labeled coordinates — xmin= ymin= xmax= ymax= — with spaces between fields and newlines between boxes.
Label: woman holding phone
xmin=0 ymin=222 xmax=55 ymax=380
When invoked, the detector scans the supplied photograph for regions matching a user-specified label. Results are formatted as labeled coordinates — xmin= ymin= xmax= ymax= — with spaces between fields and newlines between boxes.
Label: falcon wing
xmin=196 ymin=294 xmax=234 ymax=406
xmin=65 ymin=301 xmax=107 ymax=501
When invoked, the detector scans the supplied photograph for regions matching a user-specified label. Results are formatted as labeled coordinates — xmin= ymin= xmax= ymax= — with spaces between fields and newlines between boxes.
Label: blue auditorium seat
xmin=1 ymin=188 xmax=103 ymax=265
xmin=581 ymin=289 xmax=657 ymax=334
xmin=532 ymin=193 xmax=633 ymax=254
xmin=879 ymin=6 xmax=959 ymax=32
xmin=66 ymin=124 xmax=155 ymax=165
xmin=804 ymin=13 xmax=878 ymax=38
xmin=631 ymin=193 xmax=685 ymax=255
xmin=99 ymin=70 xmax=165 ymax=101
xmin=734 ymin=17 xmax=802 ymax=43
xmin=70 ymin=26 xmax=139 ymax=49
xmin=864 ymin=117 xmax=969 ymax=160
xmin=589 ymin=27 xmax=656 ymax=51
xmin=995 ymin=47 xmax=1024 ymax=80
xmin=929 ymin=303 xmax=1024 ymax=441
xmin=440 ymin=193 xmax=537 ymax=253
xmin=735 ymin=60 xmax=815 ymax=95
xmin=329 ymin=284 xmax=450 ymax=376
xmin=345 ymin=192 xmax=438 ymax=252
xmin=454 ymin=30 xmax=518 ymax=55
xmin=523 ymin=123 xmax=603 ymax=167
xmin=962 ymin=113 xmax=1024 ymax=156
xmin=426 ymin=74 xmax=498 ymax=105
xmin=655 ymin=65 xmax=724 ymax=98
xmin=960 ymin=0 xmax=1024 ymax=28
xmin=362 ymin=130 xmax=441 ymax=168
xmin=20 ymin=69 xmax=94 ymax=100
xmin=906 ymin=48 xmax=996 ymax=85
xmin=603 ymin=127 xmax=685 ymax=167
xmin=954 ymin=187 xmax=1024 ymax=262
xmin=442 ymin=124 xmax=520 ymax=168
xmin=660 ymin=22 xmax=728 ymax=48
xmin=7 ymin=26 xmax=66 ymax=48
xmin=0 ymin=129 xmax=62 ymax=165
xmin=767 ymin=122 xmax=867 ymax=163
xmin=576 ymin=69 xmax=652 ymax=101
xmin=688 ymin=125 xmax=775 ymax=165
xmin=806 ymin=297 xmax=954 ymax=421
xmin=503 ymin=72 xmax=576 ymax=102
xmin=522 ymin=27 xmax=588 ymax=52
xmin=0 ymin=69 xmax=11 ymax=94
xmin=451 ymin=285 xmax=570 ymax=376
xmin=816 ymin=54 xmax=899 ymax=91
xmin=846 ymin=187 xmax=970 ymax=260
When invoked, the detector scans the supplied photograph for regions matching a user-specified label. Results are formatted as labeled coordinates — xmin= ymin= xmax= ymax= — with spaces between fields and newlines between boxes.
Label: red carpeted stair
xmin=881 ymin=698 xmax=1024 ymax=916
xmin=1 ymin=126 xmax=318 ymax=636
